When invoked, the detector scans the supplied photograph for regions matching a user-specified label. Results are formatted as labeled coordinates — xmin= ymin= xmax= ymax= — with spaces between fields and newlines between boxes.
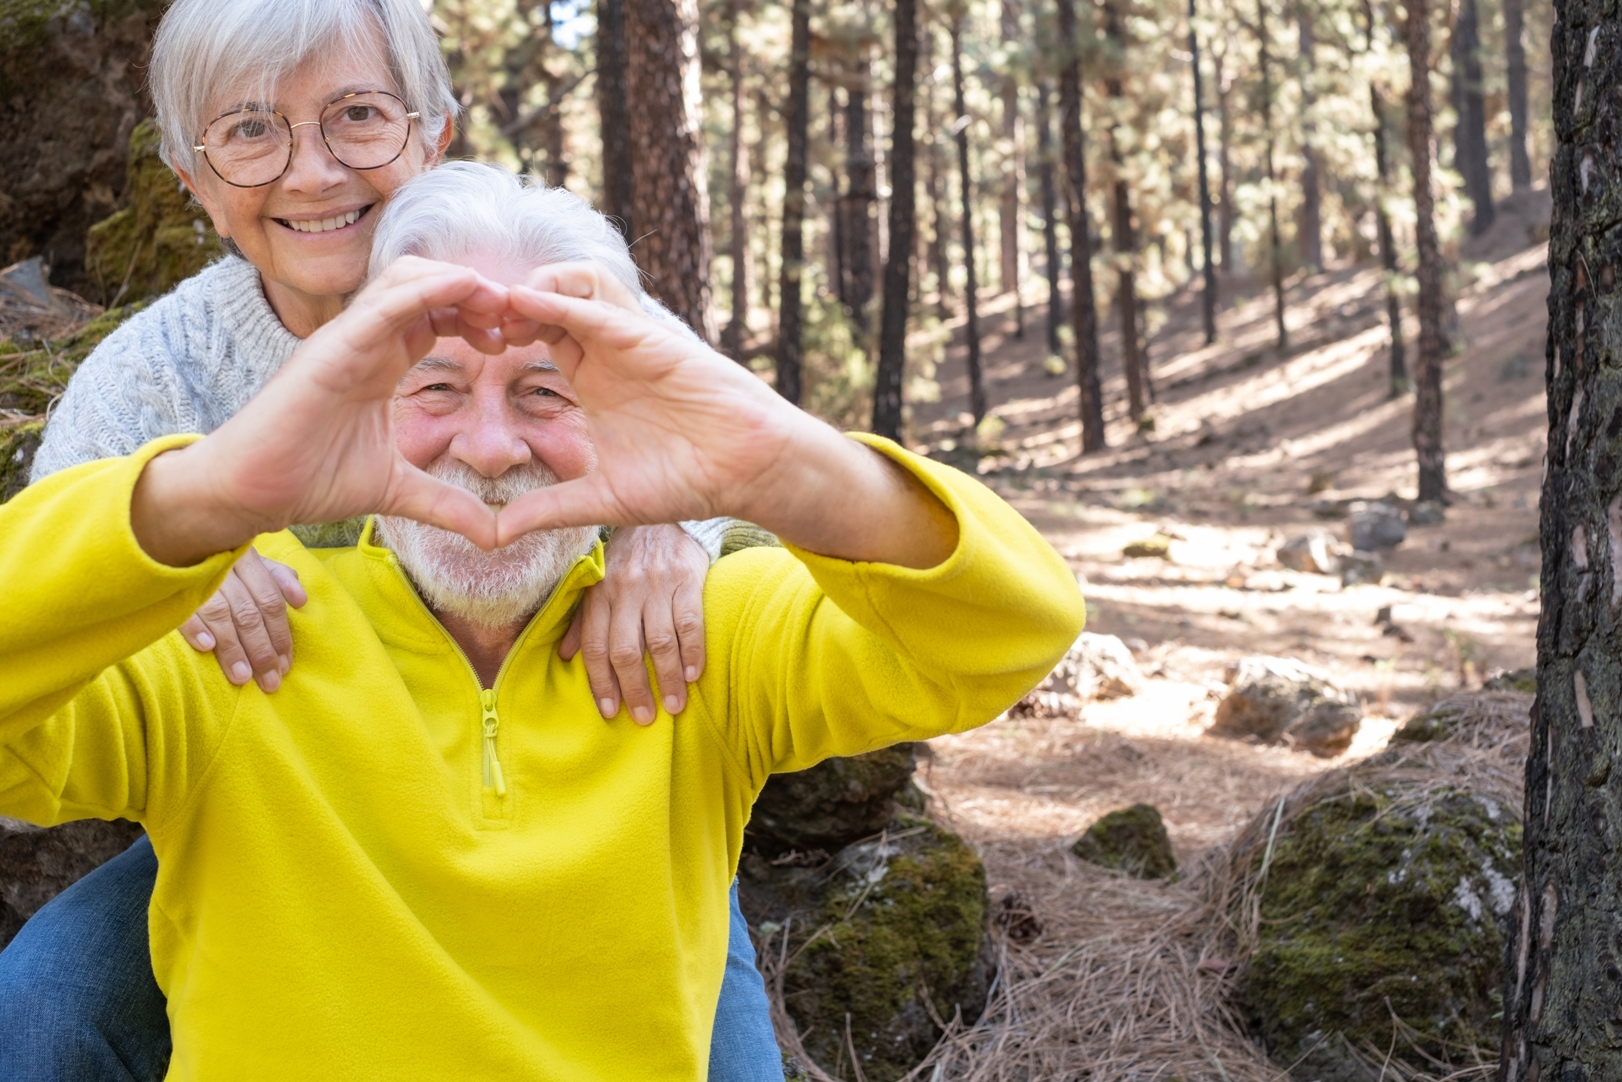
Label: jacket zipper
xmin=480 ymin=689 xmax=507 ymax=797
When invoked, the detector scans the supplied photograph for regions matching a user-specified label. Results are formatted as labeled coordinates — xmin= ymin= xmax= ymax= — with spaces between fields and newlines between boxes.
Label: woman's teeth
xmin=283 ymin=209 xmax=362 ymax=233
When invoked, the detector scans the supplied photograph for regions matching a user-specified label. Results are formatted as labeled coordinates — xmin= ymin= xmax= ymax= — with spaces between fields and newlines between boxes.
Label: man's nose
xmin=448 ymin=394 xmax=533 ymax=478
xmin=279 ymin=122 xmax=350 ymax=195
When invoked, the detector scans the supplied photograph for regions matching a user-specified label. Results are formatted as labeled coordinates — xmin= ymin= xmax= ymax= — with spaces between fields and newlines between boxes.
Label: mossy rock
xmin=85 ymin=118 xmax=223 ymax=305
xmin=1243 ymin=788 xmax=1520 ymax=1081
xmin=740 ymin=815 xmax=991 ymax=1081
xmin=747 ymin=744 xmax=919 ymax=858
xmin=1484 ymin=667 xmax=1537 ymax=694
xmin=1071 ymin=803 xmax=1177 ymax=879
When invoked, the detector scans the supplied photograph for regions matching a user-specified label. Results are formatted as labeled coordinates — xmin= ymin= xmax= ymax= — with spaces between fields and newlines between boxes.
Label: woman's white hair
xmin=369 ymin=162 xmax=644 ymax=296
xmin=149 ymin=0 xmax=457 ymax=173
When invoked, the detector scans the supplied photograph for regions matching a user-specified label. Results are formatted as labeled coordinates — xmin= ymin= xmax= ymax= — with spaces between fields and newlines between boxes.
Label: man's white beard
xmin=376 ymin=461 xmax=599 ymax=631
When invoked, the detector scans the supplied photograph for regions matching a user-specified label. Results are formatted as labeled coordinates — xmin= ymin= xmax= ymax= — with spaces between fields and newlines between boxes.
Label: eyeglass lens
xmin=202 ymin=92 xmax=414 ymax=187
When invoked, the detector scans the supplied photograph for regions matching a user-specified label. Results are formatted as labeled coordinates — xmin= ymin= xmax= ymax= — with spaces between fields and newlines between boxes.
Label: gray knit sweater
xmin=32 ymin=256 xmax=762 ymax=556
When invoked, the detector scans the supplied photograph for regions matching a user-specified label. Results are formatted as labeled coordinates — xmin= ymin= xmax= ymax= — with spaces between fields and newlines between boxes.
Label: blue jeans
xmin=0 ymin=835 xmax=783 ymax=1081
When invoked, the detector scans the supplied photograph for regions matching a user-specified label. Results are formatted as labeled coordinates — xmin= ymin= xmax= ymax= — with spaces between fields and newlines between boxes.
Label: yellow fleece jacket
xmin=0 ymin=433 xmax=1085 ymax=1080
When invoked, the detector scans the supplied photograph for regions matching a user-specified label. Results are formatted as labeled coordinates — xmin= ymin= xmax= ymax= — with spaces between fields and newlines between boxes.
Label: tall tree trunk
xmin=625 ymin=0 xmax=715 ymax=340
xmin=873 ymin=0 xmax=919 ymax=441
xmin=1363 ymin=0 xmax=1408 ymax=396
xmin=1405 ymin=0 xmax=1448 ymax=502
xmin=829 ymin=82 xmax=848 ymax=311
xmin=1036 ymin=80 xmax=1066 ymax=356
xmin=845 ymin=68 xmax=878 ymax=337
xmin=1297 ymin=7 xmax=1323 ymax=273
xmin=1056 ymin=0 xmax=1106 ymax=451
xmin=1103 ymin=0 xmax=1146 ymax=422
xmin=1504 ymin=0 xmax=1532 ymax=190
xmin=1450 ymin=0 xmax=1495 ymax=236
xmin=924 ymin=30 xmax=953 ymax=313
xmin=1258 ymin=0 xmax=1289 ymax=350
xmin=774 ymin=0 xmax=812 ymax=404
xmin=1189 ymin=0 xmax=1217 ymax=344
xmin=949 ymin=13 xmax=987 ymax=426
xmin=1214 ymin=43 xmax=1235 ymax=271
xmin=597 ymin=0 xmax=634 ymax=238
xmin=1499 ymin=7 xmax=1622 ymax=1080
xmin=999 ymin=0 xmax=1028 ymax=338
xmin=753 ymin=87 xmax=775 ymax=316
xmin=722 ymin=0 xmax=752 ymax=360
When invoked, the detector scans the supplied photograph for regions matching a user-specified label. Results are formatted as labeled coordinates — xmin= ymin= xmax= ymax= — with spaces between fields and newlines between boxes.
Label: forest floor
xmin=911 ymin=190 xmax=1550 ymax=937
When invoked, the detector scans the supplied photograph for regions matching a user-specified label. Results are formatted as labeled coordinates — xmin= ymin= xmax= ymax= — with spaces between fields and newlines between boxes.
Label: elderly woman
xmin=0 ymin=1 xmax=782 ymax=1079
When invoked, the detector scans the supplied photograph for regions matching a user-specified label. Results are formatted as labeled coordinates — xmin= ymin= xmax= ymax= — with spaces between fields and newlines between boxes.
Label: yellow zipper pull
xmin=480 ymin=689 xmax=507 ymax=797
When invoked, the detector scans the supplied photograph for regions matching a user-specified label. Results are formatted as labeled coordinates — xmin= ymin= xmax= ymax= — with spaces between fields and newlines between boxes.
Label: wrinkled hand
xmin=180 ymin=547 xmax=307 ymax=693
xmin=558 ymin=524 xmax=707 ymax=724
xmin=133 ymin=258 xmax=514 ymax=567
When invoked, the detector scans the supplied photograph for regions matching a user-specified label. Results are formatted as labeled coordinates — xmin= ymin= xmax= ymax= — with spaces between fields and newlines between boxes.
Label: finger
xmin=672 ymin=567 xmax=707 ymax=686
xmin=382 ymin=464 xmax=500 ymax=550
xmin=607 ymin=596 xmax=657 ymax=726
xmin=558 ymin=606 xmax=584 ymax=661
xmin=498 ymin=477 xmax=634 ymax=544
xmin=576 ymin=586 xmax=623 ymax=720
xmin=642 ymin=599 xmax=687 ymax=717
xmin=264 ymin=557 xmax=308 ymax=609
xmin=180 ymin=613 xmax=217 ymax=653
xmin=227 ymin=555 xmax=293 ymax=692
xmin=195 ymin=586 xmax=254 ymax=686
xmin=506 ymin=288 xmax=641 ymax=377
xmin=522 ymin=262 xmax=642 ymax=311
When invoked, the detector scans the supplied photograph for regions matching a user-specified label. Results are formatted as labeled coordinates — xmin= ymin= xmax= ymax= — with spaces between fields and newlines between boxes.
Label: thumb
xmin=381 ymin=463 xmax=501 ymax=550
xmin=496 ymin=476 xmax=626 ymax=546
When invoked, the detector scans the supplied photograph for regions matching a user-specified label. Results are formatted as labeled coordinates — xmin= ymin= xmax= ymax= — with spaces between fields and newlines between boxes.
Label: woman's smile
xmin=272 ymin=203 xmax=376 ymax=235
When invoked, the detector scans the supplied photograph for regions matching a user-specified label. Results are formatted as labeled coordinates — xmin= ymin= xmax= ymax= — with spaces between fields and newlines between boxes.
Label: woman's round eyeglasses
xmin=193 ymin=91 xmax=420 ymax=189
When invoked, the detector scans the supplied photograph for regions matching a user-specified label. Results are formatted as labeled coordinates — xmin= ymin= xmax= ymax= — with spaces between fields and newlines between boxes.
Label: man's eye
xmin=423 ymin=382 xmax=453 ymax=392
xmin=532 ymin=386 xmax=560 ymax=398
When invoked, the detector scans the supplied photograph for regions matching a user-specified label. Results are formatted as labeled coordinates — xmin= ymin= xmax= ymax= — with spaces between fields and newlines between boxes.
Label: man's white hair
xmin=149 ymin=0 xmax=457 ymax=173
xmin=368 ymin=162 xmax=643 ymax=295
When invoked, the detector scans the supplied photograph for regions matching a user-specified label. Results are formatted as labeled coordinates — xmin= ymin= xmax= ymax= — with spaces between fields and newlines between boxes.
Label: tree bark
xmin=999 ymin=0 xmax=1028 ymax=339
xmin=923 ymin=30 xmax=953 ymax=313
xmin=1363 ymin=0 xmax=1408 ymax=396
xmin=949 ymin=14 xmax=987 ymax=426
xmin=1297 ymin=8 xmax=1323 ymax=273
xmin=1103 ymin=0 xmax=1146 ymax=422
xmin=873 ymin=0 xmax=919 ymax=442
xmin=722 ymin=0 xmax=752 ymax=361
xmin=1056 ymin=0 xmax=1106 ymax=451
xmin=1504 ymin=0 xmax=1532 ymax=190
xmin=774 ymin=0 xmax=812 ymax=404
xmin=845 ymin=68 xmax=878 ymax=337
xmin=1189 ymin=0 xmax=1217 ymax=345
xmin=1405 ymin=0 xmax=1448 ymax=502
xmin=597 ymin=0 xmax=634 ymax=238
xmin=625 ymin=0 xmax=715 ymax=341
xmin=1258 ymin=0 xmax=1289 ymax=351
xmin=1498 ymin=9 xmax=1622 ymax=1081
xmin=1036 ymin=80 xmax=1066 ymax=356
xmin=1450 ymin=0 xmax=1495 ymax=236
xmin=829 ymin=82 xmax=847 ymax=312
xmin=1214 ymin=43 xmax=1236 ymax=272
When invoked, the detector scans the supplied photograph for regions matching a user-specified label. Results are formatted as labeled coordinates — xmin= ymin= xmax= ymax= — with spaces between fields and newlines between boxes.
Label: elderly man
xmin=0 ymin=165 xmax=1084 ymax=1078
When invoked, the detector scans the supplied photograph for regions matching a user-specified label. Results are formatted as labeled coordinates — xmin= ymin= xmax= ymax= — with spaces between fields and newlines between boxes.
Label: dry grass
xmin=765 ymin=691 xmax=1530 ymax=1082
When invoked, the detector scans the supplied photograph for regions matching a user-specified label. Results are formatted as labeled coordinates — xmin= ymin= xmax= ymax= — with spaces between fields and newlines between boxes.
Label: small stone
xmin=1408 ymin=500 xmax=1446 ymax=526
xmin=1211 ymin=656 xmax=1362 ymax=757
xmin=1308 ymin=499 xmax=1349 ymax=520
xmin=1307 ymin=469 xmax=1336 ymax=495
xmin=1347 ymin=500 xmax=1407 ymax=550
xmin=1484 ymin=667 xmax=1537 ymax=694
xmin=1043 ymin=632 xmax=1146 ymax=701
xmin=1277 ymin=529 xmax=1345 ymax=575
xmin=1339 ymin=550 xmax=1383 ymax=587
xmin=1071 ymin=803 xmax=1177 ymax=879
xmin=1123 ymin=534 xmax=1172 ymax=559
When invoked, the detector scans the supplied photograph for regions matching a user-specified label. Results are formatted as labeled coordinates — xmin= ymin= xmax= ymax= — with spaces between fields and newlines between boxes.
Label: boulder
xmin=1122 ymin=534 xmax=1172 ymax=559
xmin=0 ymin=817 xmax=145 ymax=948
xmin=1070 ymin=803 xmax=1176 ymax=879
xmin=1337 ymin=550 xmax=1382 ymax=587
xmin=1408 ymin=500 xmax=1446 ymax=526
xmin=1243 ymin=789 xmax=1519 ymax=1081
xmin=1046 ymin=632 xmax=1145 ymax=701
xmin=739 ymin=815 xmax=992 ymax=1082
xmin=746 ymin=745 xmax=920 ymax=859
xmin=84 ymin=118 xmax=224 ymax=305
xmin=1210 ymin=656 xmax=1361 ymax=757
xmin=1347 ymin=501 xmax=1406 ymax=551
xmin=1276 ymin=530 xmax=1344 ymax=575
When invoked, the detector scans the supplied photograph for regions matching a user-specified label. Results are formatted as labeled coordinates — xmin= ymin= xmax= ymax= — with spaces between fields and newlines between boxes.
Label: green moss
xmin=783 ymin=816 xmax=990 ymax=1081
xmin=1244 ymin=789 xmax=1520 ymax=1079
xmin=1072 ymin=803 xmax=1178 ymax=879
xmin=0 ymin=421 xmax=43 ymax=503
xmin=85 ymin=119 xmax=223 ymax=305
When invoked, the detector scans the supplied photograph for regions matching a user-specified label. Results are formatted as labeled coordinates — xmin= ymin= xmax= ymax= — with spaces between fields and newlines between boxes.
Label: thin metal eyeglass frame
xmin=192 ymin=90 xmax=422 ymax=189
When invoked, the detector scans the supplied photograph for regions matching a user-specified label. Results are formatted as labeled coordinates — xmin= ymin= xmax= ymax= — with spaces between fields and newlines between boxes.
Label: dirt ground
xmin=909 ymin=200 xmax=1548 ymax=894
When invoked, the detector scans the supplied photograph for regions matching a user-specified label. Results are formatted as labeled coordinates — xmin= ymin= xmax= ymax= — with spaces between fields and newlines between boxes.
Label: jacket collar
xmin=340 ymin=517 xmax=607 ymax=656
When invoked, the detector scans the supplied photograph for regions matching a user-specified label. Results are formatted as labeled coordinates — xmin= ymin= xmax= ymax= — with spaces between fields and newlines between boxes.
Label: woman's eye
xmin=345 ymin=106 xmax=374 ymax=123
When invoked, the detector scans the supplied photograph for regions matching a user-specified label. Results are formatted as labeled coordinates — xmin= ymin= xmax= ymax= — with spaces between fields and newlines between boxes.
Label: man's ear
xmin=172 ymin=164 xmax=233 ymax=240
